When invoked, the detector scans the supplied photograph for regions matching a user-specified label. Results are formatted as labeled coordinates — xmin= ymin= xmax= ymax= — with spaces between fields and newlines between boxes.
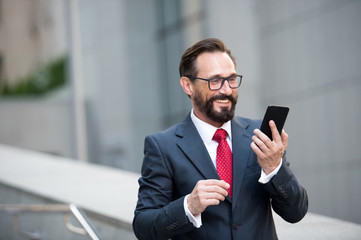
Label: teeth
xmin=215 ymin=99 xmax=229 ymax=103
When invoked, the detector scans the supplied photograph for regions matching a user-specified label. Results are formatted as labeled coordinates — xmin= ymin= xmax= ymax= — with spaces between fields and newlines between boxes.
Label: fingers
xmin=269 ymin=120 xmax=288 ymax=148
xmin=187 ymin=180 xmax=230 ymax=215
xmin=269 ymin=120 xmax=281 ymax=143
xmin=252 ymin=121 xmax=287 ymax=148
xmin=250 ymin=140 xmax=264 ymax=157
xmin=281 ymin=129 xmax=288 ymax=149
xmin=251 ymin=128 xmax=271 ymax=154
xmin=197 ymin=180 xmax=229 ymax=199
xmin=251 ymin=121 xmax=288 ymax=174
xmin=204 ymin=179 xmax=230 ymax=190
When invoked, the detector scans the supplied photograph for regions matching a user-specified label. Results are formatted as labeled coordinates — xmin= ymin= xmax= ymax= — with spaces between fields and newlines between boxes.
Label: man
xmin=133 ymin=38 xmax=308 ymax=240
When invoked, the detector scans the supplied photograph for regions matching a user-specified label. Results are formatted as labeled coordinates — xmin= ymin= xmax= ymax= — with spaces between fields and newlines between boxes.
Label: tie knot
xmin=213 ymin=129 xmax=228 ymax=143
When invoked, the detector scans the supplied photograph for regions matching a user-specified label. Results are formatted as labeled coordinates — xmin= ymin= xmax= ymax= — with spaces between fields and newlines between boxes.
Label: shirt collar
xmin=190 ymin=109 xmax=232 ymax=144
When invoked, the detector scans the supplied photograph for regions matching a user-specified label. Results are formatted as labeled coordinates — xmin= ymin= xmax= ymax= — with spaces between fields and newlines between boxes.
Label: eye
xmin=228 ymin=76 xmax=237 ymax=82
xmin=210 ymin=78 xmax=222 ymax=84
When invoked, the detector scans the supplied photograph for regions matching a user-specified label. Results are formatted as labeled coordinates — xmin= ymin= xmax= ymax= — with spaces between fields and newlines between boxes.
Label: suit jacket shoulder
xmin=232 ymin=116 xmax=262 ymax=132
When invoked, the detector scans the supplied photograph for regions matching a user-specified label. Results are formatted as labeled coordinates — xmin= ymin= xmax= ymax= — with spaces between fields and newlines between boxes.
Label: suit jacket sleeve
xmin=262 ymin=152 xmax=308 ymax=223
xmin=133 ymin=135 xmax=194 ymax=240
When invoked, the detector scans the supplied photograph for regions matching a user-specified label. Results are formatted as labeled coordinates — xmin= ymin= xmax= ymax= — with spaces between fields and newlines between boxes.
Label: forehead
xmin=196 ymin=51 xmax=236 ymax=77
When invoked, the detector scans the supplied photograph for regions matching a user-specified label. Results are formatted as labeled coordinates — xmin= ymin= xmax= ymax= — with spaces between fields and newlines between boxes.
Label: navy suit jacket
xmin=133 ymin=114 xmax=308 ymax=240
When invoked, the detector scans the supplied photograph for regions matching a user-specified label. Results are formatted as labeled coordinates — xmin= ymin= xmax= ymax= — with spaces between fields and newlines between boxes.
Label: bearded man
xmin=133 ymin=38 xmax=308 ymax=240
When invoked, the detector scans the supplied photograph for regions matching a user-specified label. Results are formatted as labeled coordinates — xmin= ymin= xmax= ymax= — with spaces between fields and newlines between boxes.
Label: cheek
xmin=205 ymin=92 xmax=217 ymax=104
xmin=195 ymin=86 xmax=212 ymax=101
xmin=233 ymin=90 xmax=238 ymax=98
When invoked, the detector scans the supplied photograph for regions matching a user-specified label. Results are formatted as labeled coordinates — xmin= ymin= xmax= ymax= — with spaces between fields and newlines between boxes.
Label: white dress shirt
xmin=184 ymin=110 xmax=282 ymax=228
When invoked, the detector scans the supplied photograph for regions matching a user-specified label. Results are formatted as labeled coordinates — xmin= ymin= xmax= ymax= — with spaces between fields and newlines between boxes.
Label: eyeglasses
xmin=188 ymin=75 xmax=243 ymax=91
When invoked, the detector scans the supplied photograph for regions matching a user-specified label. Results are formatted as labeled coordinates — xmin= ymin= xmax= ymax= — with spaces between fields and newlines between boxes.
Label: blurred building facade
xmin=0 ymin=0 xmax=360 ymax=224
xmin=0 ymin=0 xmax=73 ymax=156
xmin=0 ymin=0 xmax=67 ymax=85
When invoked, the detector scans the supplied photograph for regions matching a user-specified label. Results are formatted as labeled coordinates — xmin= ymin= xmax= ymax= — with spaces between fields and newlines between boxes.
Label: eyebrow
xmin=206 ymin=73 xmax=238 ymax=79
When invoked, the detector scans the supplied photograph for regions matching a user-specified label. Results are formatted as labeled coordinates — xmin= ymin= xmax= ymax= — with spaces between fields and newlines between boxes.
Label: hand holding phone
xmin=260 ymin=106 xmax=289 ymax=140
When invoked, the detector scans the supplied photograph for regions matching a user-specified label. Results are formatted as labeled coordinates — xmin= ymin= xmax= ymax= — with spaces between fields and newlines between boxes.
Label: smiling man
xmin=181 ymin=51 xmax=238 ymax=127
xmin=133 ymin=38 xmax=308 ymax=240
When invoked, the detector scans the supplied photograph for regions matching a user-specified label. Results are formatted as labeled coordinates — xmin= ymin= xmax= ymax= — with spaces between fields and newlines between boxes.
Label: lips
xmin=210 ymin=95 xmax=234 ymax=105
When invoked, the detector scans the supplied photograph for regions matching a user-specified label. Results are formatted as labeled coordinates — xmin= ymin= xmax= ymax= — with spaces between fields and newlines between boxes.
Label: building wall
xmin=78 ymin=0 xmax=199 ymax=171
xmin=77 ymin=0 xmax=165 ymax=171
xmin=257 ymin=0 xmax=361 ymax=224
xmin=0 ymin=94 xmax=74 ymax=157
xmin=0 ymin=0 xmax=67 ymax=85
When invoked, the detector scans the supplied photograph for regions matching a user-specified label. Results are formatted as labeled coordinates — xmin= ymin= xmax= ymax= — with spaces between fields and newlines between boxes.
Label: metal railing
xmin=0 ymin=204 xmax=101 ymax=240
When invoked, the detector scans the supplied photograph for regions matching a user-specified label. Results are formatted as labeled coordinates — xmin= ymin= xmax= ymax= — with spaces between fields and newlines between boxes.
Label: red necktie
xmin=213 ymin=129 xmax=233 ymax=198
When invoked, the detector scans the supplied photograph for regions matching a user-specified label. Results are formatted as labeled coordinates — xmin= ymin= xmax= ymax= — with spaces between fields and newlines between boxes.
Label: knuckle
xmin=197 ymin=180 xmax=205 ymax=185
xmin=199 ymin=198 xmax=207 ymax=206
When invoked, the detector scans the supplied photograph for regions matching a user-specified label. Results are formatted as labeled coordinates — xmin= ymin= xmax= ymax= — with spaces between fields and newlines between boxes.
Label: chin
xmin=214 ymin=104 xmax=232 ymax=113
xmin=208 ymin=106 xmax=235 ymax=123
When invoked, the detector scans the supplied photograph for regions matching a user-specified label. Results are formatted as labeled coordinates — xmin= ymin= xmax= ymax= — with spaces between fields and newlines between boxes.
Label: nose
xmin=219 ymin=80 xmax=233 ymax=95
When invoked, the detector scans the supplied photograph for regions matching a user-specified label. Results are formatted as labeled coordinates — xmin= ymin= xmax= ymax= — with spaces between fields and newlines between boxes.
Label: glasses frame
xmin=188 ymin=74 xmax=243 ymax=91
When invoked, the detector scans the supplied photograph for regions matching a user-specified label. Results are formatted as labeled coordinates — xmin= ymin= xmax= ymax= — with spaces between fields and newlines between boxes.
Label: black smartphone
xmin=260 ymin=106 xmax=289 ymax=140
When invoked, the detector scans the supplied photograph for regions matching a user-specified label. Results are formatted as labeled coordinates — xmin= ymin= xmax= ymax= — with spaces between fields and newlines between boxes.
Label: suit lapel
xmin=231 ymin=117 xmax=253 ymax=209
xmin=175 ymin=115 xmax=254 ymax=206
xmin=175 ymin=115 xmax=220 ymax=181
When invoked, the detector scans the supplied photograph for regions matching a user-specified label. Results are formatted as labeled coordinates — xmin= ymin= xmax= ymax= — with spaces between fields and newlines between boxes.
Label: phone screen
xmin=260 ymin=106 xmax=289 ymax=140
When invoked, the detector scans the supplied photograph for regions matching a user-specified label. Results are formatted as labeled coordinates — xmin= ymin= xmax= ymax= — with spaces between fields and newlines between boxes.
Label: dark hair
xmin=179 ymin=38 xmax=236 ymax=79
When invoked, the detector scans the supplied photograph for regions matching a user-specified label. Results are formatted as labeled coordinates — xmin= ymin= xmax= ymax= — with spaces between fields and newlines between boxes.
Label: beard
xmin=193 ymin=92 xmax=238 ymax=124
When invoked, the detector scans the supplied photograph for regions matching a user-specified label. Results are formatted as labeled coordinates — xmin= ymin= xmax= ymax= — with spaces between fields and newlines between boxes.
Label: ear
xmin=180 ymin=76 xmax=193 ymax=96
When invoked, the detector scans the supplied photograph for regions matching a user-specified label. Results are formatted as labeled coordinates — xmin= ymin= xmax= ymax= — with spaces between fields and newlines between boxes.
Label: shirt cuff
xmin=258 ymin=158 xmax=283 ymax=184
xmin=184 ymin=194 xmax=202 ymax=228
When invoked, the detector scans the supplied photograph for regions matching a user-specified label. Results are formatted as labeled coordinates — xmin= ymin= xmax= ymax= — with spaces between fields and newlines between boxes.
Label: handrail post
xmin=69 ymin=204 xmax=100 ymax=240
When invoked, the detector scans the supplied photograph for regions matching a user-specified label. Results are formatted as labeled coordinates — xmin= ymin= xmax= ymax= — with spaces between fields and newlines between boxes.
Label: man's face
xmin=191 ymin=51 xmax=238 ymax=127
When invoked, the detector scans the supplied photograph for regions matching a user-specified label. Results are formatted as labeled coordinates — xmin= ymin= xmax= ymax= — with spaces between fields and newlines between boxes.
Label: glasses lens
xmin=209 ymin=78 xmax=223 ymax=90
xmin=228 ymin=76 xmax=239 ymax=88
xmin=232 ymin=75 xmax=242 ymax=88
